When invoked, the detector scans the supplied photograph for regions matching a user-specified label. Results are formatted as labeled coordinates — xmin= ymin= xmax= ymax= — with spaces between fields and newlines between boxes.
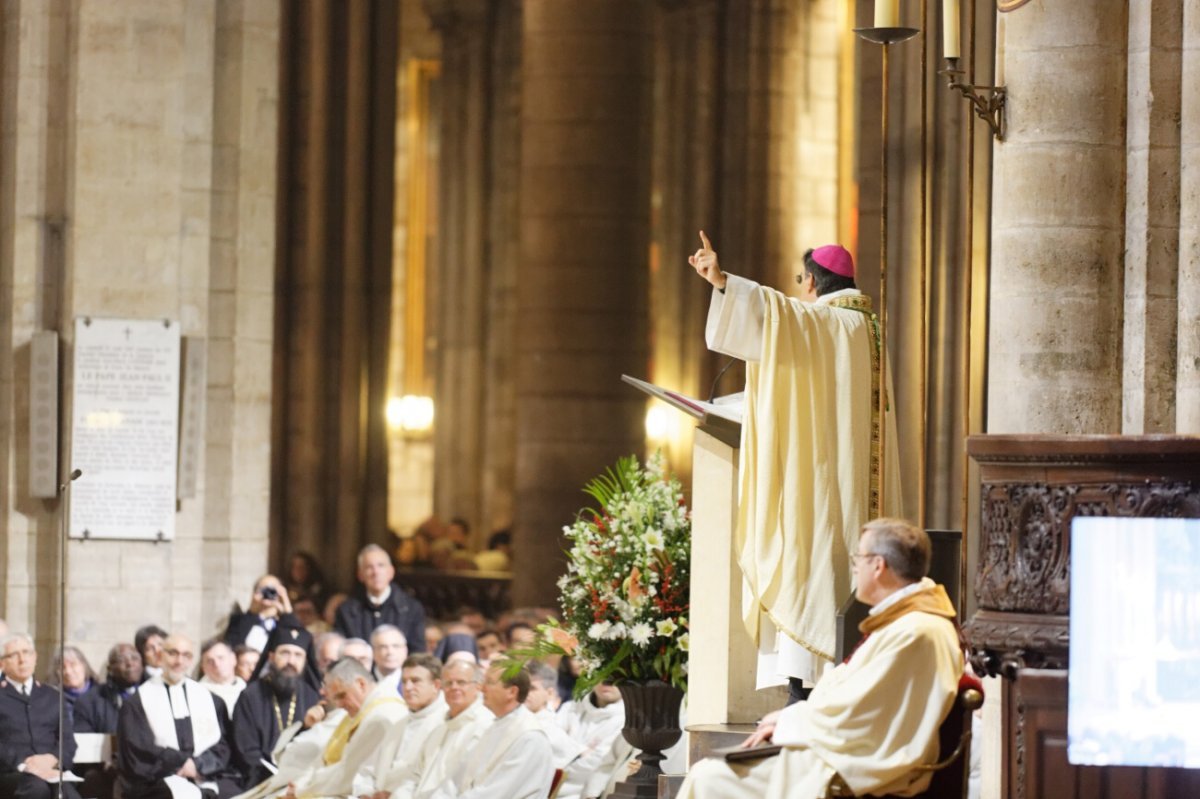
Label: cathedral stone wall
xmin=0 ymin=0 xmax=278 ymax=669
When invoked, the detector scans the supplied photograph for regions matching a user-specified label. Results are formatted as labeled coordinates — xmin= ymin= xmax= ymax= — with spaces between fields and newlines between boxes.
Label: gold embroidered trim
xmin=826 ymin=294 xmax=884 ymax=519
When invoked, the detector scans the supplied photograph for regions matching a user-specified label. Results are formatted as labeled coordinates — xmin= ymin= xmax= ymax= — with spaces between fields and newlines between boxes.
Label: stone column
xmin=0 ymin=0 xmax=279 ymax=664
xmin=427 ymin=0 xmax=493 ymax=543
xmin=480 ymin=0 xmax=522 ymax=534
xmin=987 ymin=1 xmax=1128 ymax=434
xmin=1123 ymin=0 xmax=1182 ymax=433
xmin=1179 ymin=1 xmax=1200 ymax=432
xmin=513 ymin=0 xmax=652 ymax=606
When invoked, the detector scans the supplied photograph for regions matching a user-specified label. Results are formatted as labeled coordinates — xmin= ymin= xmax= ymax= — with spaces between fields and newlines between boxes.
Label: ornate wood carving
xmin=965 ymin=435 xmax=1200 ymax=683
xmin=976 ymin=481 xmax=1200 ymax=614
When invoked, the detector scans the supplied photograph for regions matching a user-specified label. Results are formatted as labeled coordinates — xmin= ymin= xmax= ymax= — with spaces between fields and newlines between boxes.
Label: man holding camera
xmin=225 ymin=576 xmax=294 ymax=655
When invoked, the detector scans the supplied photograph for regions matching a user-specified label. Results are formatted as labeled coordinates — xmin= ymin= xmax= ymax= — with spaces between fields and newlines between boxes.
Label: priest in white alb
xmin=677 ymin=519 xmax=964 ymax=799
xmin=689 ymin=232 xmax=902 ymax=696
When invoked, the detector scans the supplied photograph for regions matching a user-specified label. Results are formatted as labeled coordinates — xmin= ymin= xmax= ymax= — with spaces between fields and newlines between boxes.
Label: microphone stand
xmin=57 ymin=467 xmax=81 ymax=799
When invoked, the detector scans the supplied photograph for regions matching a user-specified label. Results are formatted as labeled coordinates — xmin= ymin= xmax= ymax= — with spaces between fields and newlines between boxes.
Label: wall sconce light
xmin=387 ymin=395 xmax=435 ymax=435
xmin=939 ymin=0 xmax=1006 ymax=140
xmin=645 ymin=405 xmax=673 ymax=443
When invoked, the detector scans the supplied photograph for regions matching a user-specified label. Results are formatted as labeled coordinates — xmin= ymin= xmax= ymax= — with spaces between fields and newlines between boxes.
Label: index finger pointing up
xmin=699 ymin=230 xmax=713 ymax=252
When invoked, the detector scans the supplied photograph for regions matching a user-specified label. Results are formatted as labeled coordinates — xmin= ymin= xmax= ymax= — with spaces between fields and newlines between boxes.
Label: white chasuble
xmin=678 ymin=593 xmax=962 ymax=799
xmin=707 ymin=274 xmax=902 ymax=683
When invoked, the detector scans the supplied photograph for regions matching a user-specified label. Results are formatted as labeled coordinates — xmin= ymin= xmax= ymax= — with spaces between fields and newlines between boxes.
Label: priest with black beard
xmin=230 ymin=623 xmax=321 ymax=787
xmin=117 ymin=633 xmax=241 ymax=799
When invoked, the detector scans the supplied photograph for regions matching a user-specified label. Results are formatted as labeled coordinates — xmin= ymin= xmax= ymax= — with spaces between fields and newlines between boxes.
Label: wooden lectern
xmin=623 ymin=376 xmax=787 ymax=733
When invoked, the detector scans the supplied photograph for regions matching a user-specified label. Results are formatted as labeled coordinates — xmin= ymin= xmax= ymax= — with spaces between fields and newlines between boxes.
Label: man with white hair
xmin=339 ymin=639 xmax=374 ymax=672
xmin=117 ymin=633 xmax=241 ymax=799
xmin=0 ymin=633 xmax=79 ymax=799
xmin=282 ymin=658 xmax=407 ymax=799
xmin=374 ymin=659 xmax=493 ymax=799
xmin=314 ymin=632 xmax=345 ymax=675
xmin=334 ymin=545 xmax=427 ymax=649
xmin=370 ymin=626 xmax=408 ymax=694
xmin=426 ymin=665 xmax=553 ymax=799
xmin=524 ymin=661 xmax=584 ymax=770
xmin=333 ymin=542 xmax=427 ymax=647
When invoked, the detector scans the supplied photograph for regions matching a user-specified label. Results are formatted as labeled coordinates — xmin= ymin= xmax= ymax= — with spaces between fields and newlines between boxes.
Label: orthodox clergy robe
xmin=707 ymin=274 xmax=902 ymax=684
xmin=371 ymin=694 xmax=449 ymax=794
xmin=229 ymin=678 xmax=321 ymax=786
xmin=286 ymin=692 xmax=407 ymax=798
xmin=428 ymin=705 xmax=553 ymax=799
xmin=677 ymin=580 xmax=962 ymax=799
xmin=230 ymin=709 xmax=347 ymax=799
xmin=117 ymin=677 xmax=241 ymax=799
xmin=388 ymin=699 xmax=493 ymax=799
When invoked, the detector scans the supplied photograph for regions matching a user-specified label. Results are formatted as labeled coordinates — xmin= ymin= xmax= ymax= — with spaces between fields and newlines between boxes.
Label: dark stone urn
xmin=610 ymin=680 xmax=685 ymax=798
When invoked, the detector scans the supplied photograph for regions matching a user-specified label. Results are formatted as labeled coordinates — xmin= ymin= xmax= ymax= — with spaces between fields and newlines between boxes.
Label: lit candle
xmin=995 ymin=14 xmax=1006 ymax=85
xmin=943 ymin=0 xmax=960 ymax=59
xmin=874 ymin=0 xmax=899 ymax=28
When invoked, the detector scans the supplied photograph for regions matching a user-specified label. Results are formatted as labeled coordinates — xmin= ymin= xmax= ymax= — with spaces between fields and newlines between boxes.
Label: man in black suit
xmin=0 ymin=633 xmax=79 ymax=799
xmin=333 ymin=545 xmax=427 ymax=652
xmin=74 ymin=642 xmax=144 ymax=734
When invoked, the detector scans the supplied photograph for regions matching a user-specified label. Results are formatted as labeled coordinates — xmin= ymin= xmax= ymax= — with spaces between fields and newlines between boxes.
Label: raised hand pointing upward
xmin=688 ymin=230 xmax=727 ymax=290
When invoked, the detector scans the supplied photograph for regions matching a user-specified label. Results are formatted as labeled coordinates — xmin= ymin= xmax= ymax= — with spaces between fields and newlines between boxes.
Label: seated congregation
xmin=2 ymin=521 xmax=971 ymax=799
xmin=0 ymin=543 xmax=635 ymax=799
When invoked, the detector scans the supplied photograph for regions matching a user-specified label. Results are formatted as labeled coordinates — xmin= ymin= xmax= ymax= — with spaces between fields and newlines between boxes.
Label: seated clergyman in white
xmin=279 ymin=657 xmax=407 ymax=799
xmin=678 ymin=519 xmax=964 ymax=799
xmin=368 ymin=653 xmax=450 ymax=795
xmin=426 ymin=666 xmax=554 ymax=799
xmin=370 ymin=625 xmax=409 ymax=694
xmin=199 ymin=640 xmax=246 ymax=718
xmin=555 ymin=682 xmax=632 ymax=799
xmin=376 ymin=659 xmax=494 ymax=799
xmin=523 ymin=661 xmax=584 ymax=769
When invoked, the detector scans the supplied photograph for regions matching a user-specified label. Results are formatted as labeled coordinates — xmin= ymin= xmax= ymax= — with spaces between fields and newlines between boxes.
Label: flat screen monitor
xmin=1068 ymin=516 xmax=1200 ymax=769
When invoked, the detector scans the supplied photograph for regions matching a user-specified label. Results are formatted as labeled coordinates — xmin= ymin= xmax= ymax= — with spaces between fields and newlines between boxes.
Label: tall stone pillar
xmin=1179 ymin=0 xmax=1200 ymax=432
xmin=987 ymin=1 xmax=1128 ymax=434
xmin=0 ymin=0 xmax=279 ymax=664
xmin=427 ymin=0 xmax=493 ymax=542
xmin=513 ymin=0 xmax=652 ymax=606
xmin=1123 ymin=0 xmax=1182 ymax=433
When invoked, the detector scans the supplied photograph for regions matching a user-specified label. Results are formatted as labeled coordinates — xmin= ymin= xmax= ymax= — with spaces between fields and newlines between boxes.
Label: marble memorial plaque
xmin=69 ymin=317 xmax=181 ymax=540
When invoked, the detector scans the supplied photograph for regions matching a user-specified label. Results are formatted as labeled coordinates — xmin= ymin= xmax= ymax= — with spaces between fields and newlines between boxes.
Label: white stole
xmin=139 ymin=677 xmax=222 ymax=757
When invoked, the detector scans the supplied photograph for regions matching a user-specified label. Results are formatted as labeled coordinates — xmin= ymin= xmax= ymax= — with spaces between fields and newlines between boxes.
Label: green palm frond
xmin=582 ymin=454 xmax=640 ymax=511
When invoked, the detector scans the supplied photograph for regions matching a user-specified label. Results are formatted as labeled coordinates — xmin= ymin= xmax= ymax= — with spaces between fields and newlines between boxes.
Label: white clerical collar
xmin=869 ymin=577 xmax=935 ymax=616
xmin=412 ymin=694 xmax=447 ymax=719
xmin=367 ymin=586 xmax=392 ymax=606
xmin=494 ymin=703 xmax=526 ymax=723
xmin=815 ymin=287 xmax=863 ymax=305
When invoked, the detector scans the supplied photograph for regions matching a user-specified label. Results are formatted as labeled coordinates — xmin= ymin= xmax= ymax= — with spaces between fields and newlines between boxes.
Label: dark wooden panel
xmin=967 ymin=437 xmax=1200 ymax=799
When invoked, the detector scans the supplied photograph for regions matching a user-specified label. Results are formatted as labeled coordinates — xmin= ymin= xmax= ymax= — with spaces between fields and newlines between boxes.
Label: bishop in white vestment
xmin=691 ymin=234 xmax=902 ymax=687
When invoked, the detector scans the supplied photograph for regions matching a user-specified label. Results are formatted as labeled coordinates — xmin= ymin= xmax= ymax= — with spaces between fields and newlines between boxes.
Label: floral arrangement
xmin=507 ymin=452 xmax=691 ymax=697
